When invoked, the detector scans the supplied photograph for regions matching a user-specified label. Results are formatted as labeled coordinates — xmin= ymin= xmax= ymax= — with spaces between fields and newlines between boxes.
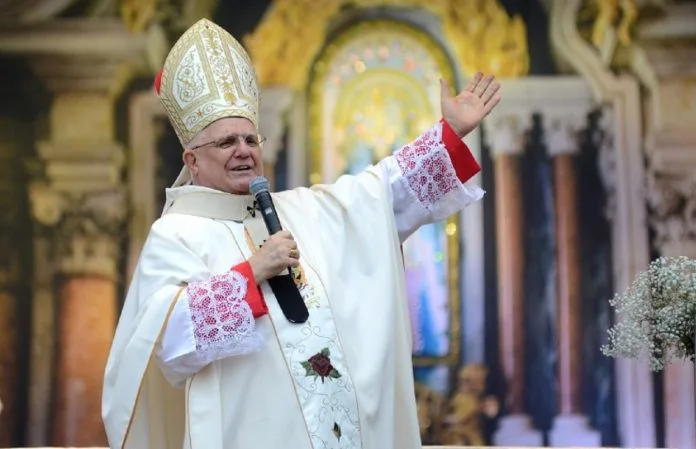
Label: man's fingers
xmin=273 ymin=230 xmax=295 ymax=241
xmin=483 ymin=94 xmax=502 ymax=116
xmin=474 ymin=74 xmax=495 ymax=97
xmin=464 ymin=72 xmax=483 ymax=93
xmin=481 ymin=81 xmax=500 ymax=105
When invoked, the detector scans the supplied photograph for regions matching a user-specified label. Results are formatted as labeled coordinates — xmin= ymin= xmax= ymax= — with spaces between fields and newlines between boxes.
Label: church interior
xmin=0 ymin=0 xmax=695 ymax=447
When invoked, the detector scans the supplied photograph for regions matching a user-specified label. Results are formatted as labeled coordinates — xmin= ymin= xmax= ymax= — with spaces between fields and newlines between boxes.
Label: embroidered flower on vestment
xmin=301 ymin=348 xmax=342 ymax=383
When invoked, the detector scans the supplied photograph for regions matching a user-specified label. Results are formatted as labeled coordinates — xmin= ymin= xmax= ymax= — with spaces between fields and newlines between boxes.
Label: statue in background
xmin=442 ymin=364 xmax=499 ymax=445
xmin=415 ymin=383 xmax=446 ymax=441
xmin=413 ymin=364 xmax=499 ymax=445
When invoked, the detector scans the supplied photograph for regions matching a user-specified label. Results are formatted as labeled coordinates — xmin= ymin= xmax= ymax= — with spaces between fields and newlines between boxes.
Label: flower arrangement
xmin=601 ymin=256 xmax=696 ymax=371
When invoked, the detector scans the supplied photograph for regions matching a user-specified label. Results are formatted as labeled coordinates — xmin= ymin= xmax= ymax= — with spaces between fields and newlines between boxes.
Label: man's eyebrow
xmin=191 ymin=133 xmax=257 ymax=150
xmin=193 ymin=135 xmax=232 ymax=148
xmin=212 ymin=135 xmax=232 ymax=144
xmin=215 ymin=134 xmax=250 ymax=143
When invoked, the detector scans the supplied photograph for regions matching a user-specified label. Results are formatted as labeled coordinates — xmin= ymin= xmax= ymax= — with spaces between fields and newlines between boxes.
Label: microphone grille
xmin=249 ymin=176 xmax=270 ymax=196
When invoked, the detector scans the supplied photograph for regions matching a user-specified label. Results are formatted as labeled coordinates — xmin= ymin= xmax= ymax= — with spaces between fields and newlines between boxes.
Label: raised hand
xmin=440 ymin=72 xmax=501 ymax=138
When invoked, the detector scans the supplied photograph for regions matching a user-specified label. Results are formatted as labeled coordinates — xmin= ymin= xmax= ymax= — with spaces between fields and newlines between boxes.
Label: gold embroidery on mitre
xmin=158 ymin=18 xmax=259 ymax=146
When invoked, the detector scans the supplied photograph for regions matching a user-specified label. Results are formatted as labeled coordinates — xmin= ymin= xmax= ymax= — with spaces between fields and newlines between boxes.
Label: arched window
xmin=308 ymin=20 xmax=462 ymax=367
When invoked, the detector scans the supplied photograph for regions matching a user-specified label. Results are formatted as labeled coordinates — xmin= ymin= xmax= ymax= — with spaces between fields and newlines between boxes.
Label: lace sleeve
xmin=157 ymin=269 xmax=264 ymax=387
xmin=381 ymin=120 xmax=485 ymax=242
xmin=187 ymin=270 xmax=263 ymax=358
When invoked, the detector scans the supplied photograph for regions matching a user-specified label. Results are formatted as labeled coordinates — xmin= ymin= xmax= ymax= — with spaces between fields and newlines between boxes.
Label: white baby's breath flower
xmin=601 ymin=256 xmax=696 ymax=371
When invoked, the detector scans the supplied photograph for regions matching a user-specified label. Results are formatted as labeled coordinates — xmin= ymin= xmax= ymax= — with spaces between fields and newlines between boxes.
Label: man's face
xmin=183 ymin=117 xmax=265 ymax=194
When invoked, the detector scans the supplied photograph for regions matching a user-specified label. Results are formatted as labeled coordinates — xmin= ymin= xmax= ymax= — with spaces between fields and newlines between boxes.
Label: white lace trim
xmin=184 ymin=270 xmax=263 ymax=361
xmin=394 ymin=121 xmax=484 ymax=219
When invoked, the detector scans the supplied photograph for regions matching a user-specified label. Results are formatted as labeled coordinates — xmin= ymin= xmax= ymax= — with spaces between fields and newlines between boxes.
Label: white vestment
xmin=102 ymin=121 xmax=484 ymax=449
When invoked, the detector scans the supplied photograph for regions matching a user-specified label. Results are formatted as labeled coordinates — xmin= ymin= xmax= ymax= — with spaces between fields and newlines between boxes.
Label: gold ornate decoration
xmin=441 ymin=364 xmax=499 ymax=445
xmin=577 ymin=0 xmax=638 ymax=53
xmin=120 ymin=0 xmax=221 ymax=35
xmin=439 ymin=0 xmax=528 ymax=78
xmin=119 ymin=0 xmax=158 ymax=33
xmin=415 ymin=382 xmax=446 ymax=441
xmin=244 ymin=0 xmax=529 ymax=89
xmin=591 ymin=0 xmax=638 ymax=47
xmin=158 ymin=18 xmax=260 ymax=146
xmin=309 ymin=19 xmax=461 ymax=366
xmin=413 ymin=364 xmax=496 ymax=445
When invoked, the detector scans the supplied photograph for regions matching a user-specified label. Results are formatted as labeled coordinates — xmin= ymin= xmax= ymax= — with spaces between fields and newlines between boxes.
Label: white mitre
xmin=154 ymin=18 xmax=260 ymax=187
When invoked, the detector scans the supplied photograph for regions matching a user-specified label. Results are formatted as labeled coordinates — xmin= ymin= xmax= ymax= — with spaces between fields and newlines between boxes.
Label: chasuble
xmin=102 ymin=119 xmax=484 ymax=449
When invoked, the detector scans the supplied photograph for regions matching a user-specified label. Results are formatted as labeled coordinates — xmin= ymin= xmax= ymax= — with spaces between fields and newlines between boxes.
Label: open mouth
xmin=230 ymin=165 xmax=252 ymax=172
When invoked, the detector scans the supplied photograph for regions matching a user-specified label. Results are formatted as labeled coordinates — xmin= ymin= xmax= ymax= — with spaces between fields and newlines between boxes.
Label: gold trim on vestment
xmin=121 ymin=287 xmax=184 ymax=449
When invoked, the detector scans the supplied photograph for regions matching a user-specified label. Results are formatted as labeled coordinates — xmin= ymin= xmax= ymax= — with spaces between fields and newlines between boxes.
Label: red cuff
xmin=232 ymin=261 xmax=268 ymax=318
xmin=440 ymin=118 xmax=481 ymax=183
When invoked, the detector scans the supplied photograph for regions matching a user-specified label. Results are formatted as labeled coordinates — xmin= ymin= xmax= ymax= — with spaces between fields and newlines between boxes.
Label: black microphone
xmin=249 ymin=176 xmax=309 ymax=324
xmin=249 ymin=177 xmax=282 ymax=235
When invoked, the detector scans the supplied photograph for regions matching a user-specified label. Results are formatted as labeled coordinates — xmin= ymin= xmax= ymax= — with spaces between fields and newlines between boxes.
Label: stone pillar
xmin=30 ymin=108 xmax=126 ymax=446
xmin=546 ymin=118 xmax=601 ymax=446
xmin=27 ymin=54 xmax=129 ymax=446
xmin=0 ymin=19 xmax=153 ymax=445
xmin=647 ymin=173 xmax=696 ymax=449
xmin=259 ymin=87 xmax=293 ymax=190
xmin=487 ymin=116 xmax=543 ymax=446
xmin=638 ymin=6 xmax=696 ymax=446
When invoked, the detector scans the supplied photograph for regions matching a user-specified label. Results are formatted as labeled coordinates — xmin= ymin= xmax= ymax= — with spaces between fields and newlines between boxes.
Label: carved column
xmin=25 ymin=44 xmax=133 ymax=446
xmin=32 ymin=187 xmax=125 ymax=446
xmin=29 ymin=74 xmax=126 ymax=446
xmin=647 ymin=173 xmax=696 ymax=449
xmin=487 ymin=116 xmax=543 ymax=447
xmin=546 ymin=118 xmax=601 ymax=446
xmin=638 ymin=6 xmax=696 ymax=444
xmin=0 ymin=19 xmax=152 ymax=445
xmin=259 ymin=87 xmax=293 ymax=190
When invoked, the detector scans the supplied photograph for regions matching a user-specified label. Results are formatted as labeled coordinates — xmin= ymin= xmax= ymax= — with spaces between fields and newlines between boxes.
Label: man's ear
xmin=182 ymin=149 xmax=197 ymax=175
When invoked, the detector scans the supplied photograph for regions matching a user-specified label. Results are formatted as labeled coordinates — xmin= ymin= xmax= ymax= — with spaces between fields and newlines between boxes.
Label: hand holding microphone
xmin=248 ymin=230 xmax=301 ymax=283
xmin=248 ymin=176 xmax=309 ymax=323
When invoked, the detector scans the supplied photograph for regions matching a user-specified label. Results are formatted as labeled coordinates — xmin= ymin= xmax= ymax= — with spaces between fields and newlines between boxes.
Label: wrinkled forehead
xmin=187 ymin=117 xmax=258 ymax=147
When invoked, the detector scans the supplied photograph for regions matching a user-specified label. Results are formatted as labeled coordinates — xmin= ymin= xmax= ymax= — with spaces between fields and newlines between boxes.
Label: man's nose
xmin=232 ymin=142 xmax=253 ymax=157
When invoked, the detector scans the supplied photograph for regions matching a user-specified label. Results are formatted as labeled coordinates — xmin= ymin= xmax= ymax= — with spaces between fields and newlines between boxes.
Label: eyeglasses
xmin=190 ymin=133 xmax=267 ymax=151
